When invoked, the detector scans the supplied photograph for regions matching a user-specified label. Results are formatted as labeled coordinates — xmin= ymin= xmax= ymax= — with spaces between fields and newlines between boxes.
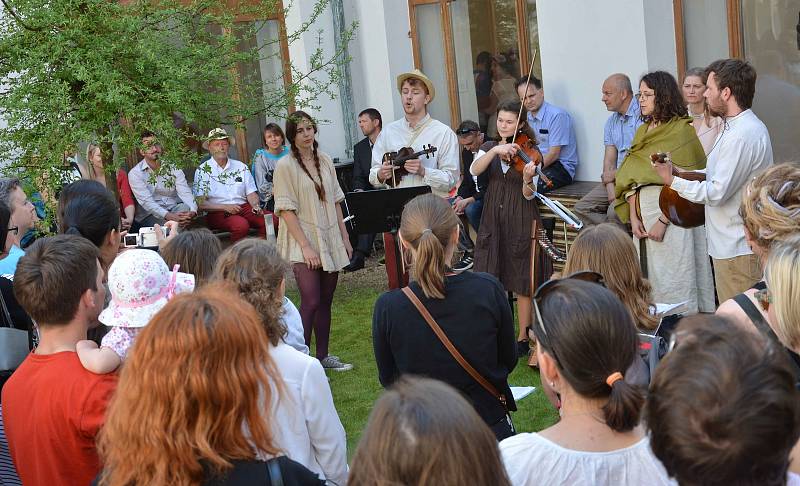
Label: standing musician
xmin=368 ymin=69 xmax=459 ymax=288
xmin=653 ymin=59 xmax=773 ymax=303
xmin=471 ymin=100 xmax=553 ymax=358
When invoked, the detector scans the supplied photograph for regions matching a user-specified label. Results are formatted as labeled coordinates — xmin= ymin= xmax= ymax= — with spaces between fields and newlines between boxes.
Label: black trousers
xmin=537 ymin=160 xmax=573 ymax=194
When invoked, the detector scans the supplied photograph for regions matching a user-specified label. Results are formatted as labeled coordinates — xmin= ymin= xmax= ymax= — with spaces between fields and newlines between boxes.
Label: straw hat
xmin=202 ymin=127 xmax=236 ymax=150
xmin=396 ymin=69 xmax=436 ymax=102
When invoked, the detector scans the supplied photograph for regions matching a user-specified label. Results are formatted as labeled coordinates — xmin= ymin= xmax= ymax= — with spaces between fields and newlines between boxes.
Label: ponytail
xmin=399 ymin=194 xmax=458 ymax=299
xmin=602 ymin=376 xmax=645 ymax=432
xmin=414 ymin=229 xmax=447 ymax=299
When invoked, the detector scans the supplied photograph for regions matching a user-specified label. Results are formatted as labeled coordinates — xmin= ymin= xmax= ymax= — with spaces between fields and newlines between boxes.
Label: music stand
xmin=345 ymin=186 xmax=432 ymax=288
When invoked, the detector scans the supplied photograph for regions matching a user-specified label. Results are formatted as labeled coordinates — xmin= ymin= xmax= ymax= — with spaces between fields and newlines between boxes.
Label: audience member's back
xmin=647 ymin=314 xmax=800 ymax=486
xmin=1 ymin=235 xmax=117 ymax=486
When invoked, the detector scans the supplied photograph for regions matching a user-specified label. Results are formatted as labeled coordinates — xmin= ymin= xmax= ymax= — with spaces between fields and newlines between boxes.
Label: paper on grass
xmin=511 ymin=386 xmax=536 ymax=401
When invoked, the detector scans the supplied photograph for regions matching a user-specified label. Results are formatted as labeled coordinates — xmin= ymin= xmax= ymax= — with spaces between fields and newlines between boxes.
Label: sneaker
xmin=452 ymin=253 xmax=474 ymax=273
xmin=320 ymin=355 xmax=353 ymax=372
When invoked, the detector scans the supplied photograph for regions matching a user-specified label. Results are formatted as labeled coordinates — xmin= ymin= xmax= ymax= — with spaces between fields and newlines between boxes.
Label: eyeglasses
xmin=7 ymin=226 xmax=18 ymax=235
xmin=528 ymin=271 xmax=605 ymax=367
xmin=636 ymin=92 xmax=655 ymax=100
xmin=754 ymin=287 xmax=772 ymax=312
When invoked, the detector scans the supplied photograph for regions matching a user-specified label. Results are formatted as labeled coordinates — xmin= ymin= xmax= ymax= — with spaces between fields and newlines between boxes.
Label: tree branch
xmin=0 ymin=0 xmax=43 ymax=31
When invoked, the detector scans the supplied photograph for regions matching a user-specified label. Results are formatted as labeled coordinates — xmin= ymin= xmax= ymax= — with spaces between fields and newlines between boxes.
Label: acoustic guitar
xmin=382 ymin=144 xmax=438 ymax=187
xmin=651 ymin=152 xmax=706 ymax=228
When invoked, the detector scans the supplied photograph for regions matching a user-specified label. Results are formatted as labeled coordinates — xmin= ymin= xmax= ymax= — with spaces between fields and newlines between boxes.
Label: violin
xmin=651 ymin=152 xmax=706 ymax=228
xmin=502 ymin=131 xmax=553 ymax=188
xmin=381 ymin=144 xmax=438 ymax=187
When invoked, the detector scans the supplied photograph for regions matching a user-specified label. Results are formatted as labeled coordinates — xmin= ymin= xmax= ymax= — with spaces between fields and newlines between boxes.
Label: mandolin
xmin=651 ymin=152 xmax=706 ymax=228
xmin=382 ymin=144 xmax=438 ymax=187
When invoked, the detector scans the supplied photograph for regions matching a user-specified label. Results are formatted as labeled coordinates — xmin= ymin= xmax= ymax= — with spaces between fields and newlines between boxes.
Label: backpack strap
xmin=401 ymin=286 xmax=508 ymax=412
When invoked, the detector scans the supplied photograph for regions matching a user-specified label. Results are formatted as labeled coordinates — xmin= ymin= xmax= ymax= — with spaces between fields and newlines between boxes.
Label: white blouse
xmin=500 ymin=432 xmax=675 ymax=486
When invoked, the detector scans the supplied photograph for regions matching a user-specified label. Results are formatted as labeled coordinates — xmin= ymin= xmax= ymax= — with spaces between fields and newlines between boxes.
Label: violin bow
xmin=511 ymin=49 xmax=537 ymax=145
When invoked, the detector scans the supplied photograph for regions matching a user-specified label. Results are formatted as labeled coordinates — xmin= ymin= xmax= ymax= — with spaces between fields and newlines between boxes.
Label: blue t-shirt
xmin=0 ymin=246 xmax=25 ymax=276
xmin=527 ymin=101 xmax=580 ymax=178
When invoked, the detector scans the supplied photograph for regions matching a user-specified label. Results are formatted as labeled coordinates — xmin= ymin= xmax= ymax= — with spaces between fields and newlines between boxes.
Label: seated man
xmin=452 ymin=120 xmax=488 ymax=272
xmin=194 ymin=128 xmax=265 ymax=242
xmin=516 ymin=77 xmax=579 ymax=193
xmin=0 ymin=177 xmax=39 ymax=274
xmin=647 ymin=315 xmax=800 ymax=485
xmin=574 ymin=73 xmax=641 ymax=227
xmin=128 ymin=131 xmax=198 ymax=228
xmin=2 ymin=235 xmax=118 ymax=486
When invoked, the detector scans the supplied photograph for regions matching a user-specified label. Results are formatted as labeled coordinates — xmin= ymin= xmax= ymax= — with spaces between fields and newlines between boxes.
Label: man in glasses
xmin=128 ymin=130 xmax=197 ymax=228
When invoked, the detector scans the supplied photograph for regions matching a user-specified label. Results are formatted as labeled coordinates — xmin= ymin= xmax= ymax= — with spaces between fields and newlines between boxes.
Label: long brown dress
xmin=473 ymin=141 xmax=553 ymax=296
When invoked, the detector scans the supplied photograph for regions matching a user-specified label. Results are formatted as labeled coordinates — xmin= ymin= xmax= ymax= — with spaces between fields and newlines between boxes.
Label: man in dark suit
xmin=343 ymin=108 xmax=382 ymax=272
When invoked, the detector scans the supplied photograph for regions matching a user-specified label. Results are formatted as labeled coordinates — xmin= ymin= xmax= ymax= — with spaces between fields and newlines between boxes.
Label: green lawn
xmin=287 ymin=282 xmax=559 ymax=456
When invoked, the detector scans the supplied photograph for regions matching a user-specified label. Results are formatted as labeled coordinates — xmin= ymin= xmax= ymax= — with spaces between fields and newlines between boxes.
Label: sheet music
xmin=534 ymin=193 xmax=583 ymax=230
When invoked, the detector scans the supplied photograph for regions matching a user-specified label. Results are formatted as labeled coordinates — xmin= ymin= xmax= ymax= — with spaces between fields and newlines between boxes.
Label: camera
xmin=122 ymin=227 xmax=166 ymax=248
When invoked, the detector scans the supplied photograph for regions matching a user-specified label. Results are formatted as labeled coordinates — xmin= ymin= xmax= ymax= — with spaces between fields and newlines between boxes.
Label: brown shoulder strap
xmin=401 ymin=286 xmax=508 ymax=411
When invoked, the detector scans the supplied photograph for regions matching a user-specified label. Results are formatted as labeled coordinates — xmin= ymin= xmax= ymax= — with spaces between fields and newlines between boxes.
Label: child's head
xmin=213 ymin=239 xmax=289 ymax=346
xmin=99 ymin=249 xmax=194 ymax=329
xmin=160 ymin=228 xmax=222 ymax=287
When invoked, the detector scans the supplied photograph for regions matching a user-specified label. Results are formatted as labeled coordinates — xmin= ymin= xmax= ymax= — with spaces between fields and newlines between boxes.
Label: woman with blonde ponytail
xmin=501 ymin=279 xmax=672 ymax=485
xmin=372 ymin=194 xmax=517 ymax=440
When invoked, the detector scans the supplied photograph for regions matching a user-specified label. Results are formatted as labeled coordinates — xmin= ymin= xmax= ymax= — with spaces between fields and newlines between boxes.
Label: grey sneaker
xmin=320 ymin=355 xmax=353 ymax=372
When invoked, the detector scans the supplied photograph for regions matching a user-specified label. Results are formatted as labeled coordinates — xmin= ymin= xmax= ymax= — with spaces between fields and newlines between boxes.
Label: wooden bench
xmin=536 ymin=181 xmax=597 ymax=272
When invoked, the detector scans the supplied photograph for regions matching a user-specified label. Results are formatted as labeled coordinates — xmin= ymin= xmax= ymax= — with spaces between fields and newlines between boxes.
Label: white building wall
xmin=284 ymin=1 xmax=348 ymax=159
xmin=535 ymin=0 xmax=677 ymax=181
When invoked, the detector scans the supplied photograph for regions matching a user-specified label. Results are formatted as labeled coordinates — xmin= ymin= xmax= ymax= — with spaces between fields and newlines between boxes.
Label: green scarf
xmin=613 ymin=116 xmax=706 ymax=223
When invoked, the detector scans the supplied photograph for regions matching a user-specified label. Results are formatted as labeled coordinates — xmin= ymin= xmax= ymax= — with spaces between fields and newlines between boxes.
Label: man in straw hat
xmin=193 ymin=128 xmax=266 ymax=242
xmin=368 ymin=69 xmax=459 ymax=288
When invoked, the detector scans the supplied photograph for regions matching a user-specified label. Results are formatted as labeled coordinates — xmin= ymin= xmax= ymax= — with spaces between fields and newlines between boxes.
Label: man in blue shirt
xmin=574 ymin=73 xmax=643 ymax=226
xmin=516 ymin=77 xmax=579 ymax=193
xmin=0 ymin=178 xmax=39 ymax=275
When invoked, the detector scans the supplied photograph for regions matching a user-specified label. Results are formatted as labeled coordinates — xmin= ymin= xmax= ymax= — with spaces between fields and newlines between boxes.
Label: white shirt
xmin=281 ymin=297 xmax=309 ymax=354
xmin=193 ymin=157 xmax=257 ymax=205
xmin=128 ymin=159 xmax=197 ymax=221
xmin=267 ymin=341 xmax=348 ymax=485
xmin=670 ymin=109 xmax=773 ymax=259
xmin=369 ymin=114 xmax=459 ymax=197
xmin=500 ymin=433 xmax=675 ymax=486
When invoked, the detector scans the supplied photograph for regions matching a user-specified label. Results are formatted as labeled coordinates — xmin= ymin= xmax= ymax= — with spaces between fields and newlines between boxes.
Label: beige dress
xmin=273 ymin=152 xmax=349 ymax=272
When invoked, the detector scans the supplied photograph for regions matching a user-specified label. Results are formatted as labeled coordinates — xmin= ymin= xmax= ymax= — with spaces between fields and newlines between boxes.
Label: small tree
xmin=0 ymin=0 xmax=354 ymax=205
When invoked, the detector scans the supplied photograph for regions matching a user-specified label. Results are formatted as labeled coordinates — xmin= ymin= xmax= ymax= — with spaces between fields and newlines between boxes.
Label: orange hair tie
xmin=606 ymin=372 xmax=624 ymax=387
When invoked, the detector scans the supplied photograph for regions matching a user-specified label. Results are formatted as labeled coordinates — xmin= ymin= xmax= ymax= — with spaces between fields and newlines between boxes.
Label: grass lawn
xmin=287 ymin=278 xmax=559 ymax=456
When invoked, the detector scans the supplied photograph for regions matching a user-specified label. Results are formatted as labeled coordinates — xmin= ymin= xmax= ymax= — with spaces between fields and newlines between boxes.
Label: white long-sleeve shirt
xmin=128 ymin=159 xmax=197 ymax=221
xmin=267 ymin=342 xmax=348 ymax=485
xmin=670 ymin=109 xmax=773 ymax=259
xmin=369 ymin=114 xmax=459 ymax=197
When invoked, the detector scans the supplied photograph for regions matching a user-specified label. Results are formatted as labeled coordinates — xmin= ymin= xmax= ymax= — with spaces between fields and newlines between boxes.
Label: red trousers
xmin=206 ymin=202 xmax=266 ymax=242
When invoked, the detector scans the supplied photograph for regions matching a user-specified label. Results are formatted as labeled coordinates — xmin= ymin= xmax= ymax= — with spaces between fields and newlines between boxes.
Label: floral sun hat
xmin=99 ymin=249 xmax=195 ymax=328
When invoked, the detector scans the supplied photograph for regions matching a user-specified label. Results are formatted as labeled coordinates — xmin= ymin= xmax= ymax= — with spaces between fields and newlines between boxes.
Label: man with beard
xmin=194 ymin=128 xmax=265 ymax=242
xmin=369 ymin=70 xmax=459 ymax=287
xmin=653 ymin=59 xmax=773 ymax=302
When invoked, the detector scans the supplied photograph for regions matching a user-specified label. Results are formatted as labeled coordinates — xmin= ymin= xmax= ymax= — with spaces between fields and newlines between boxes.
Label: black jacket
xmin=457 ymin=147 xmax=489 ymax=200
xmin=372 ymin=271 xmax=517 ymax=426
xmin=352 ymin=137 xmax=373 ymax=191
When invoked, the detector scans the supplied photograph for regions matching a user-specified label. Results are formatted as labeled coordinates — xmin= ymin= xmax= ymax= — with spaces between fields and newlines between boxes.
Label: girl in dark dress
xmin=471 ymin=100 xmax=553 ymax=355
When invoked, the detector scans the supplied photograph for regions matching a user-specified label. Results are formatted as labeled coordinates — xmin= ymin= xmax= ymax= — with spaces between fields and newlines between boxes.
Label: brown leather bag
xmin=401 ymin=286 xmax=509 ymax=412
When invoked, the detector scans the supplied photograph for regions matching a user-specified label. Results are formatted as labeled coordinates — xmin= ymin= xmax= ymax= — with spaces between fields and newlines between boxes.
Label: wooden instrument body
xmin=382 ymin=145 xmax=437 ymax=187
xmin=651 ymin=152 xmax=706 ymax=228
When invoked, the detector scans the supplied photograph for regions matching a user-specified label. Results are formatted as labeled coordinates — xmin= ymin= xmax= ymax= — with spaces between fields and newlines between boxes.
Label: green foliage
xmin=0 ymin=0 xmax=354 ymax=200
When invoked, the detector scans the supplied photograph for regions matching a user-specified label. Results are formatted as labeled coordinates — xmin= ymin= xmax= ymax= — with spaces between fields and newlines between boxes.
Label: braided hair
xmin=286 ymin=111 xmax=326 ymax=201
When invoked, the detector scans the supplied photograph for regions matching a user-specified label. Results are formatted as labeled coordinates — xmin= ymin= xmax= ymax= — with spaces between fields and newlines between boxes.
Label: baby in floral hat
xmin=76 ymin=249 xmax=194 ymax=374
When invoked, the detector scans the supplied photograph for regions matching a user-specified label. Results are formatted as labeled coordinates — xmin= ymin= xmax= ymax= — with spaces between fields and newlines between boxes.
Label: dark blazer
xmin=457 ymin=147 xmax=489 ymax=200
xmin=352 ymin=137 xmax=373 ymax=191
